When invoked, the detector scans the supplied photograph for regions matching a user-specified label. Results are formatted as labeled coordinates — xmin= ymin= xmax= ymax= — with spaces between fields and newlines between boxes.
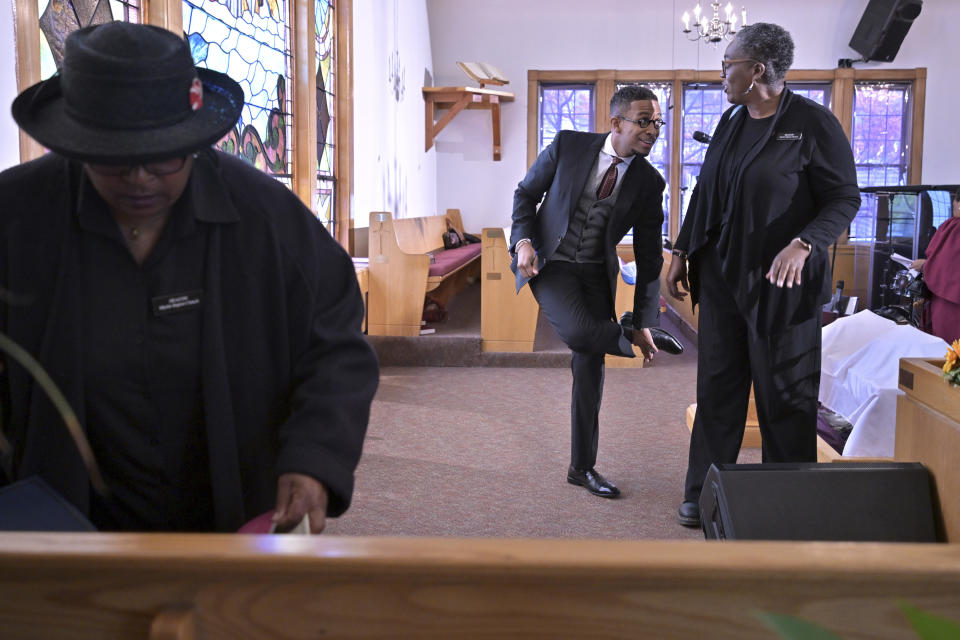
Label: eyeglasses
xmin=616 ymin=115 xmax=666 ymax=130
xmin=720 ymin=58 xmax=761 ymax=77
xmin=86 ymin=156 xmax=188 ymax=177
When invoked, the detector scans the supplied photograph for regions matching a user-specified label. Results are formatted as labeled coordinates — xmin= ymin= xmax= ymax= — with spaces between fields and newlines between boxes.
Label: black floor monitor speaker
xmin=849 ymin=0 xmax=923 ymax=62
xmin=700 ymin=462 xmax=937 ymax=542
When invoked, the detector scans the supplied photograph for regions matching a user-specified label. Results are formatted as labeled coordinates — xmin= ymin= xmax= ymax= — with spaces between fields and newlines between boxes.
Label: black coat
xmin=0 ymin=151 xmax=379 ymax=531
xmin=675 ymin=90 xmax=861 ymax=335
xmin=510 ymin=131 xmax=666 ymax=327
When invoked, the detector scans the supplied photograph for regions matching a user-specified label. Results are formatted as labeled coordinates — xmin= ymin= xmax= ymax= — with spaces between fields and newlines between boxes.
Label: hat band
xmin=61 ymin=68 xmax=197 ymax=131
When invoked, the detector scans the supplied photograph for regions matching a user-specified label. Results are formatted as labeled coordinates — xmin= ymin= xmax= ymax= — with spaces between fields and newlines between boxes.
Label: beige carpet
xmin=328 ymin=288 xmax=762 ymax=539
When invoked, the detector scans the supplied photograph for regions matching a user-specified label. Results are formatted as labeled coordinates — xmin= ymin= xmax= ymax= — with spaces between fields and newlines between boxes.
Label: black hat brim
xmin=11 ymin=67 xmax=244 ymax=165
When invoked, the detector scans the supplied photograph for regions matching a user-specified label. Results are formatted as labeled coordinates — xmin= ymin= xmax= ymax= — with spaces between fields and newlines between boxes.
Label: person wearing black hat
xmin=0 ymin=22 xmax=379 ymax=533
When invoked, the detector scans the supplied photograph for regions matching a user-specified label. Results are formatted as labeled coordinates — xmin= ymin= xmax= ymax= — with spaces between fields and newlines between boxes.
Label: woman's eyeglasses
xmin=86 ymin=156 xmax=188 ymax=177
xmin=720 ymin=58 xmax=761 ymax=77
xmin=616 ymin=115 xmax=666 ymax=130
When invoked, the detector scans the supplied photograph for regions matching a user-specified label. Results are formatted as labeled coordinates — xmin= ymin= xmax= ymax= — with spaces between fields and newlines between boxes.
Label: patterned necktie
xmin=596 ymin=157 xmax=622 ymax=200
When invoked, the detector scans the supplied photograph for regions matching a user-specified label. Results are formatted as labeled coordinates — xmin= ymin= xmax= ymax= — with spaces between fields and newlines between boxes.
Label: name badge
xmin=152 ymin=290 xmax=204 ymax=316
xmin=776 ymin=132 xmax=802 ymax=141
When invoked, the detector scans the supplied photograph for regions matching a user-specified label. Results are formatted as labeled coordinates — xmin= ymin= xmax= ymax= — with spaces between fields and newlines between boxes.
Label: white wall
xmin=352 ymin=0 xmax=436 ymax=225
xmin=1 ymin=0 xmax=21 ymax=171
xmin=426 ymin=0 xmax=960 ymax=233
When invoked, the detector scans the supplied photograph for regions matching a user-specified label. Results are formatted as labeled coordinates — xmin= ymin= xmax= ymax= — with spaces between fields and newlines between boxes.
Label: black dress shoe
xmin=619 ymin=312 xmax=683 ymax=355
xmin=677 ymin=501 xmax=701 ymax=528
xmin=567 ymin=467 xmax=621 ymax=498
xmin=649 ymin=327 xmax=683 ymax=355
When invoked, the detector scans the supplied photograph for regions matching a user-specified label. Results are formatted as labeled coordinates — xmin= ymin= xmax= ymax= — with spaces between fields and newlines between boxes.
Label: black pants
xmin=529 ymin=261 xmax=634 ymax=470
xmin=683 ymin=246 xmax=822 ymax=502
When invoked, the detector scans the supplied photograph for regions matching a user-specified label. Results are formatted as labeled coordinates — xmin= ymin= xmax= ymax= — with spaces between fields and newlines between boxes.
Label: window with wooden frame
xmin=616 ymin=81 xmax=672 ymax=240
xmin=12 ymin=0 xmax=354 ymax=247
xmin=679 ymin=81 xmax=724 ymax=229
xmin=527 ymin=68 xmax=926 ymax=246
xmin=538 ymin=83 xmax=595 ymax=152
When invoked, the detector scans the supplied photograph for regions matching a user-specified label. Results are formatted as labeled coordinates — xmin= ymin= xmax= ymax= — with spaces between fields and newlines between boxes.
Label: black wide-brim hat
xmin=11 ymin=22 xmax=244 ymax=165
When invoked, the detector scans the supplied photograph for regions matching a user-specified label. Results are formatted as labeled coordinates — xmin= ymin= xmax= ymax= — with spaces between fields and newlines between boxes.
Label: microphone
xmin=692 ymin=131 xmax=712 ymax=144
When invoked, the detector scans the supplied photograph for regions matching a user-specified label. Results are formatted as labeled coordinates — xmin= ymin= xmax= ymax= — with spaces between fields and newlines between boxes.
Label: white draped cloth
xmin=819 ymin=310 xmax=948 ymax=458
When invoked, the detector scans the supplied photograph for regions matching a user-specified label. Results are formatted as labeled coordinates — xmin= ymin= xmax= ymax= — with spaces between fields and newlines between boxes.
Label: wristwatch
xmin=671 ymin=248 xmax=688 ymax=260
xmin=791 ymin=237 xmax=812 ymax=252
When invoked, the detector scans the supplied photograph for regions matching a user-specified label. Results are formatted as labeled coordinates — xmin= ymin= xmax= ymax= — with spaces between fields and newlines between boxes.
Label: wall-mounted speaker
xmin=849 ymin=0 xmax=923 ymax=63
xmin=700 ymin=462 xmax=938 ymax=542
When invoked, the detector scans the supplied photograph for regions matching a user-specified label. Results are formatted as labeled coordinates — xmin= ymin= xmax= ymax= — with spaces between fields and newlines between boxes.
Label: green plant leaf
xmin=899 ymin=602 xmax=960 ymax=640
xmin=753 ymin=611 xmax=844 ymax=640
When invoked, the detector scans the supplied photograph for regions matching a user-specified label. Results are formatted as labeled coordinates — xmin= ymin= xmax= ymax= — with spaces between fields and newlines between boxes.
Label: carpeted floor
xmin=328 ymin=282 xmax=761 ymax=539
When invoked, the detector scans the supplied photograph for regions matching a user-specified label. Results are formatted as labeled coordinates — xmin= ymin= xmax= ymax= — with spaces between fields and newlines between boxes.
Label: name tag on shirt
xmin=776 ymin=132 xmax=803 ymax=142
xmin=152 ymin=290 xmax=204 ymax=316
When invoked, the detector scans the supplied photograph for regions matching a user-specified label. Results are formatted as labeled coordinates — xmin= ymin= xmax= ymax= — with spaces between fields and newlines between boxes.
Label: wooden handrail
xmin=1 ymin=534 xmax=959 ymax=638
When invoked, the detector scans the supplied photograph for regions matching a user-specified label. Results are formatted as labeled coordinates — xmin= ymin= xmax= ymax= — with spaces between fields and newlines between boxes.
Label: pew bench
xmin=368 ymin=209 xmax=481 ymax=336
xmin=480 ymin=227 xmax=539 ymax=352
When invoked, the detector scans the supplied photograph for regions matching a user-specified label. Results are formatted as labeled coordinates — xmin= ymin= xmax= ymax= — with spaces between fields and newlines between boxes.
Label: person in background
xmin=511 ymin=84 xmax=681 ymax=499
xmin=0 ymin=22 xmax=379 ymax=532
xmin=665 ymin=23 xmax=860 ymax=528
xmin=911 ymin=192 xmax=960 ymax=343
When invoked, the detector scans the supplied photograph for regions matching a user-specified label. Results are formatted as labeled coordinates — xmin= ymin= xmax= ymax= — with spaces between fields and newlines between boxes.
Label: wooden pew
xmin=606 ymin=266 xmax=646 ymax=368
xmin=480 ymin=227 xmax=539 ymax=352
xmin=1 ymin=534 xmax=959 ymax=639
xmin=353 ymin=260 xmax=369 ymax=333
xmin=367 ymin=209 xmax=481 ymax=336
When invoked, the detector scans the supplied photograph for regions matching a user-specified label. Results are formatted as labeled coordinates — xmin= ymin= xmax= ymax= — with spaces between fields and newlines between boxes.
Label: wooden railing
xmin=1 ymin=533 xmax=959 ymax=639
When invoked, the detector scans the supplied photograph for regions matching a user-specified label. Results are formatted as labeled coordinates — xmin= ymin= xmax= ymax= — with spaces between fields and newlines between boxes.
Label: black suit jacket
xmin=510 ymin=131 xmax=666 ymax=328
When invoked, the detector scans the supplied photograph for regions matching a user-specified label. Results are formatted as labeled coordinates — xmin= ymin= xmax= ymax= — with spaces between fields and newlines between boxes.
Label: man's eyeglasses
xmin=86 ymin=156 xmax=188 ymax=177
xmin=720 ymin=58 xmax=761 ymax=77
xmin=616 ymin=115 xmax=666 ymax=130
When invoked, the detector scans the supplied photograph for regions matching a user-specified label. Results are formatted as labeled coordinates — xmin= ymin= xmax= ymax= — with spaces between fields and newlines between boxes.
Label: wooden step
xmin=685 ymin=402 xmax=842 ymax=461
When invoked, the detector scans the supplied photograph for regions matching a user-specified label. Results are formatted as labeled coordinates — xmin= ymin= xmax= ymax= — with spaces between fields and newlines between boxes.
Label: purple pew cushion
xmin=428 ymin=243 xmax=481 ymax=277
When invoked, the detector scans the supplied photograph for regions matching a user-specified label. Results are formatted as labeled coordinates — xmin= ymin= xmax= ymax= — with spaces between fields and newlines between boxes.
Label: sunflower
xmin=944 ymin=340 xmax=960 ymax=375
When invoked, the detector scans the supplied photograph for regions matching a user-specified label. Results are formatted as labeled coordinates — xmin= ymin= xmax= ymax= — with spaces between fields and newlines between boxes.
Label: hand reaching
xmin=666 ymin=256 xmax=689 ymax=301
xmin=273 ymin=472 xmax=329 ymax=534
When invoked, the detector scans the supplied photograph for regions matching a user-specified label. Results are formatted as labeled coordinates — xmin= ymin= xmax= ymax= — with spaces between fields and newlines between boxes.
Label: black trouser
xmin=683 ymin=246 xmax=822 ymax=502
xmin=529 ymin=261 xmax=634 ymax=471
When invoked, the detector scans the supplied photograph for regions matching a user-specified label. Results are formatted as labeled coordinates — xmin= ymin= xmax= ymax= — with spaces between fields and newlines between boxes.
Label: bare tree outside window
xmin=539 ymin=84 xmax=594 ymax=152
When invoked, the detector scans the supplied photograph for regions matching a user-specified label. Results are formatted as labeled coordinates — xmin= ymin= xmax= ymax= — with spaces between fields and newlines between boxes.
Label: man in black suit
xmin=510 ymin=85 xmax=666 ymax=498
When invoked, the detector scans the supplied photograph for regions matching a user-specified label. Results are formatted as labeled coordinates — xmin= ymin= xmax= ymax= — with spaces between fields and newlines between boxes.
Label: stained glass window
xmin=539 ymin=84 xmax=594 ymax=152
xmin=616 ymin=82 xmax=672 ymax=240
xmin=38 ymin=0 xmax=140 ymax=79
xmin=184 ymin=0 xmax=293 ymax=184
xmin=848 ymin=82 xmax=912 ymax=240
xmin=315 ymin=0 xmax=336 ymax=232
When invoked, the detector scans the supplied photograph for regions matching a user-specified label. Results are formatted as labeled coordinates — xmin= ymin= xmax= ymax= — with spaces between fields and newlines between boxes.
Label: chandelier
xmin=681 ymin=2 xmax=747 ymax=44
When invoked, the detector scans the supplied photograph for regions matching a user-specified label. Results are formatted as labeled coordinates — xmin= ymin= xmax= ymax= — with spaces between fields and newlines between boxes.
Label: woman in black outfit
xmin=666 ymin=23 xmax=861 ymax=528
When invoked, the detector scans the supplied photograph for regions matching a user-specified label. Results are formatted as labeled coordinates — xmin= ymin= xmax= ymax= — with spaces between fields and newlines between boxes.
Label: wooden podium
xmin=895 ymin=357 xmax=960 ymax=541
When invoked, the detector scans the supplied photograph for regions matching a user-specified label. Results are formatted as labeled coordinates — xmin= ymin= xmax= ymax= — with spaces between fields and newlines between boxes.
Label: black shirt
xmin=77 ymin=174 xmax=214 ymax=531
xmin=718 ymin=113 xmax=774 ymax=207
